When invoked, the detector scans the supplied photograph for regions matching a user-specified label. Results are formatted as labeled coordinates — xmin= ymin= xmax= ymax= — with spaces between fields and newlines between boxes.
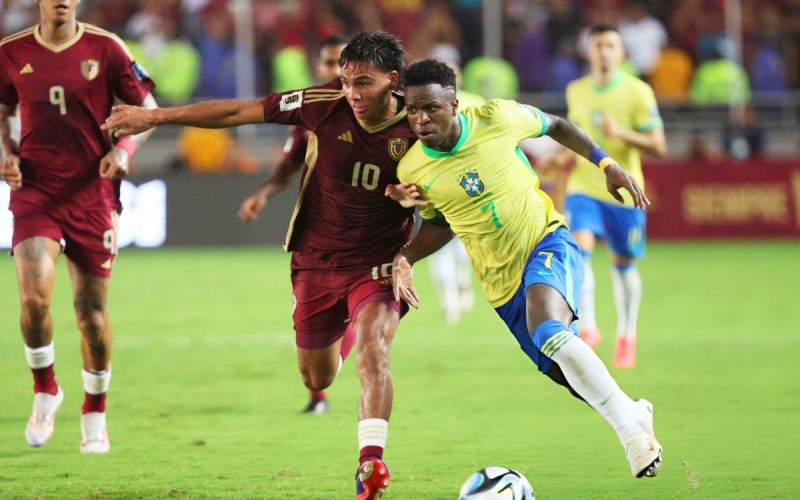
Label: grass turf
xmin=0 ymin=242 xmax=798 ymax=499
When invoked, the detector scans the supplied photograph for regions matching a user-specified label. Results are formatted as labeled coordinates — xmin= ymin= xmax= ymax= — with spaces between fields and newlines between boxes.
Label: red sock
xmin=359 ymin=445 xmax=384 ymax=465
xmin=340 ymin=325 xmax=356 ymax=361
xmin=310 ymin=390 xmax=327 ymax=401
xmin=31 ymin=364 xmax=58 ymax=395
xmin=82 ymin=392 xmax=106 ymax=414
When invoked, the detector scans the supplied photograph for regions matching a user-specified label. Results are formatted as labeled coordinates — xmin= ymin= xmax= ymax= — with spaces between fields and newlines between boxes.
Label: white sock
xmin=24 ymin=342 xmax=55 ymax=369
xmin=577 ymin=257 xmax=597 ymax=331
xmin=611 ymin=264 xmax=642 ymax=338
xmin=550 ymin=337 xmax=642 ymax=445
xmin=82 ymin=367 xmax=112 ymax=396
xmin=430 ymin=242 xmax=460 ymax=315
xmin=358 ymin=418 xmax=389 ymax=451
xmin=454 ymin=240 xmax=472 ymax=290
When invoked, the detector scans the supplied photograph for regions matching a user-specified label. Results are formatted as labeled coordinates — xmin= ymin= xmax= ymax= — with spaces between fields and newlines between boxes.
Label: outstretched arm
xmin=102 ymin=98 xmax=265 ymax=138
xmin=99 ymin=93 xmax=160 ymax=180
xmin=543 ymin=112 xmax=650 ymax=208
xmin=392 ymin=220 xmax=456 ymax=308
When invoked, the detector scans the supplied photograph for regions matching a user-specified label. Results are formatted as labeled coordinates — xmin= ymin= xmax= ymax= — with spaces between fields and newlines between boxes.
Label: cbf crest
xmin=81 ymin=59 xmax=99 ymax=81
xmin=388 ymin=138 xmax=408 ymax=161
xmin=459 ymin=172 xmax=484 ymax=197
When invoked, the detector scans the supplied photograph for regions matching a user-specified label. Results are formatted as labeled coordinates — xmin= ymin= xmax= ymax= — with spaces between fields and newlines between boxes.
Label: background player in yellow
xmin=386 ymin=59 xmax=662 ymax=479
xmin=426 ymin=60 xmax=485 ymax=326
xmin=552 ymin=25 xmax=666 ymax=368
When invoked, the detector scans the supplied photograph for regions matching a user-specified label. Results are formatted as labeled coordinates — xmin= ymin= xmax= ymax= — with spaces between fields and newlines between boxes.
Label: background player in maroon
xmin=0 ymin=0 xmax=157 ymax=453
xmin=104 ymin=31 xmax=414 ymax=499
xmin=239 ymin=34 xmax=350 ymax=415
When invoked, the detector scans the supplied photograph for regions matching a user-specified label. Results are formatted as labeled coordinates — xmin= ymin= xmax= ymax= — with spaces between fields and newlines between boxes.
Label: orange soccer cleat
xmin=613 ymin=336 xmax=637 ymax=369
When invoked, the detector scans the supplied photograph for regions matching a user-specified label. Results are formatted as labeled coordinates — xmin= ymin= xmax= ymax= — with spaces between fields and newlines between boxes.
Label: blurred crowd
xmin=3 ymin=0 xmax=800 ymax=104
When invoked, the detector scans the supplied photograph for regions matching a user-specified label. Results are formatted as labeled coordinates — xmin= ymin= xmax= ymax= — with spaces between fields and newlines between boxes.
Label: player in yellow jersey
xmin=559 ymin=25 xmax=667 ymax=367
xmin=386 ymin=60 xmax=662 ymax=478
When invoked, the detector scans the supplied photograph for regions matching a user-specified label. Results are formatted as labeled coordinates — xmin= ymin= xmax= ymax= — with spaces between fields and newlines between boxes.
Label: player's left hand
xmin=102 ymin=105 xmax=155 ymax=137
xmin=385 ymin=182 xmax=430 ymax=208
xmin=392 ymin=252 xmax=420 ymax=309
xmin=604 ymin=163 xmax=650 ymax=209
xmin=99 ymin=146 xmax=130 ymax=180
xmin=600 ymin=113 xmax=621 ymax=139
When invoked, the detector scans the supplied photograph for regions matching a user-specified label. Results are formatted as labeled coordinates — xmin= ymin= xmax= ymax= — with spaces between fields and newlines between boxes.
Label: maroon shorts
xmin=12 ymin=208 xmax=119 ymax=279
xmin=291 ymin=254 xmax=408 ymax=350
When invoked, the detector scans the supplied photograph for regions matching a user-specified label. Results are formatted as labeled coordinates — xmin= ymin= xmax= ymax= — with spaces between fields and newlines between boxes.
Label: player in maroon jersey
xmin=239 ymin=34 xmax=350 ymax=415
xmin=0 ymin=0 xmax=157 ymax=454
xmin=104 ymin=31 xmax=414 ymax=499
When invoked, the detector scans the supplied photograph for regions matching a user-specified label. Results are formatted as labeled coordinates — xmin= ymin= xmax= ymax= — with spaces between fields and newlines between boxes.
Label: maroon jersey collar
xmin=356 ymin=92 xmax=408 ymax=134
xmin=34 ymin=22 xmax=85 ymax=53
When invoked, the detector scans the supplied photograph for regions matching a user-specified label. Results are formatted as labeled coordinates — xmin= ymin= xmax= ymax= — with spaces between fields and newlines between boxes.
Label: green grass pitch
xmin=1 ymin=242 xmax=798 ymax=499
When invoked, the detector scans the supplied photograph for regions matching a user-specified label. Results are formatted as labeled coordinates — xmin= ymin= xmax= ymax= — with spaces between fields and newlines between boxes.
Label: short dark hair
xmin=589 ymin=24 xmax=619 ymax=36
xmin=319 ymin=34 xmax=350 ymax=51
xmin=404 ymin=59 xmax=457 ymax=90
xmin=339 ymin=31 xmax=407 ymax=76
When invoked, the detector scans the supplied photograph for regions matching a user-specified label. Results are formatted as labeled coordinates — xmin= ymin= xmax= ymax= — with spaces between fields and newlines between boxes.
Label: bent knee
xmin=20 ymin=293 xmax=51 ymax=320
xmin=77 ymin=312 xmax=107 ymax=337
xmin=300 ymin=370 xmax=336 ymax=392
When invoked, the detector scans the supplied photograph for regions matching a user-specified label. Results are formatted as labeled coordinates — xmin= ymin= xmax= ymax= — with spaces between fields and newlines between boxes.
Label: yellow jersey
xmin=398 ymin=100 xmax=565 ymax=307
xmin=565 ymin=72 xmax=663 ymax=205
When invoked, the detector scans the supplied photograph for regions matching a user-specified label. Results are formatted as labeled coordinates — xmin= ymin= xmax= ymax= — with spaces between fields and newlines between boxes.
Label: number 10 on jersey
xmin=351 ymin=162 xmax=380 ymax=190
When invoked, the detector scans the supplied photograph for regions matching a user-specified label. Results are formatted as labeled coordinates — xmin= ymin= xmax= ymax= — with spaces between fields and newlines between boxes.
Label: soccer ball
xmin=458 ymin=467 xmax=535 ymax=500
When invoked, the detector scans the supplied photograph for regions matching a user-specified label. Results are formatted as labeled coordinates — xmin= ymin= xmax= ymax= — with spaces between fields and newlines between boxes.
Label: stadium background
xmin=0 ymin=1 xmax=798 ymax=499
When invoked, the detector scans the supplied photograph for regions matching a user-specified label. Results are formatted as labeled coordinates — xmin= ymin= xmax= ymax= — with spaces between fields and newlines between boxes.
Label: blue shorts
xmin=564 ymin=194 xmax=646 ymax=259
xmin=494 ymin=228 xmax=585 ymax=374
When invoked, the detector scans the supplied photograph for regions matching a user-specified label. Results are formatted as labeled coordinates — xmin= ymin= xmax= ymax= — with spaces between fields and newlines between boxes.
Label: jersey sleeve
xmin=107 ymin=36 xmax=155 ymax=105
xmin=632 ymin=83 xmax=663 ymax=132
xmin=283 ymin=126 xmax=309 ymax=164
xmin=419 ymin=205 xmax=444 ymax=222
xmin=0 ymin=54 xmax=19 ymax=106
xmin=262 ymin=79 xmax=343 ymax=131
xmin=492 ymin=99 xmax=548 ymax=141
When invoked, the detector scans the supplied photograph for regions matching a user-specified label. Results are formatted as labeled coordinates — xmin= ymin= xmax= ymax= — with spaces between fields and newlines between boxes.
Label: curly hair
xmin=404 ymin=59 xmax=457 ymax=90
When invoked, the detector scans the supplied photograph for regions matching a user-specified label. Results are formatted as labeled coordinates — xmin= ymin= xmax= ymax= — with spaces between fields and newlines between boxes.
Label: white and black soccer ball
xmin=458 ymin=466 xmax=535 ymax=500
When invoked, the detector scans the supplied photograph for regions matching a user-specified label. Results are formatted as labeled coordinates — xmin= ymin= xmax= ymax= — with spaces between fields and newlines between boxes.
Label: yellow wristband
xmin=598 ymin=157 xmax=615 ymax=171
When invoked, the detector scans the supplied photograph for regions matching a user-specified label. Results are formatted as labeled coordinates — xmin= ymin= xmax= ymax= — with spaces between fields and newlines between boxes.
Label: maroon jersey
xmin=283 ymin=125 xmax=310 ymax=165
xmin=0 ymin=23 xmax=155 ymax=215
xmin=263 ymin=79 xmax=417 ymax=268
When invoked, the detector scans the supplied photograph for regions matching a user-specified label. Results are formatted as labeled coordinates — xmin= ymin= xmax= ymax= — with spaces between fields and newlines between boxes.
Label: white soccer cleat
xmin=25 ymin=387 xmax=64 ymax=447
xmin=625 ymin=430 xmax=662 ymax=478
xmin=80 ymin=412 xmax=110 ymax=454
xmin=625 ymin=398 xmax=662 ymax=478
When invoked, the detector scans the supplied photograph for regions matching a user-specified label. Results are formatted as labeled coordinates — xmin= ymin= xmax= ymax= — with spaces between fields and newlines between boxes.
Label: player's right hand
xmin=102 ymin=105 xmax=156 ymax=138
xmin=385 ymin=182 xmax=430 ymax=208
xmin=1 ymin=154 xmax=22 ymax=190
xmin=392 ymin=252 xmax=420 ymax=309
xmin=604 ymin=163 xmax=650 ymax=209
xmin=238 ymin=191 xmax=268 ymax=222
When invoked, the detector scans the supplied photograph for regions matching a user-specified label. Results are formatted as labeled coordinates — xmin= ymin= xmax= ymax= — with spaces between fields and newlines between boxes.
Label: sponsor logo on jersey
xmin=280 ymin=91 xmax=303 ymax=111
xmin=131 ymin=61 xmax=150 ymax=81
xmin=388 ymin=138 xmax=408 ymax=161
xmin=81 ymin=59 xmax=100 ymax=81
xmin=459 ymin=172 xmax=484 ymax=197
xmin=337 ymin=131 xmax=353 ymax=143
xmin=20 ymin=63 xmax=34 ymax=74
